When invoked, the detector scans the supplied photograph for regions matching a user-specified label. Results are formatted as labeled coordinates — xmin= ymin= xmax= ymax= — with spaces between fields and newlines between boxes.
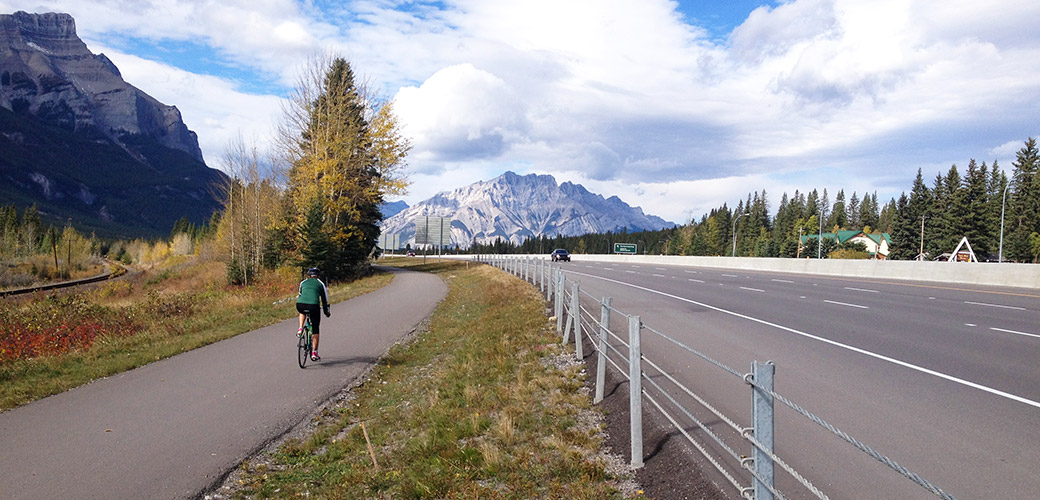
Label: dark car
xmin=550 ymin=248 xmax=570 ymax=262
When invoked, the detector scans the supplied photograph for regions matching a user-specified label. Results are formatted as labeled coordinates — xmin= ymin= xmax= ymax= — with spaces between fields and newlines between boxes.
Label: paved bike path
xmin=0 ymin=266 xmax=447 ymax=499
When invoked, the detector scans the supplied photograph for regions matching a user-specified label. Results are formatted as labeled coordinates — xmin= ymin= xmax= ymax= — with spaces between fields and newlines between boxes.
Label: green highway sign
xmin=613 ymin=243 xmax=637 ymax=254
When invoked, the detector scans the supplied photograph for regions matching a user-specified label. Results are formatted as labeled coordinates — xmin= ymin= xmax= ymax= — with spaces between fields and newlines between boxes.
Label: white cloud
xmin=394 ymin=64 xmax=529 ymax=167
xmin=5 ymin=0 xmax=1040 ymax=222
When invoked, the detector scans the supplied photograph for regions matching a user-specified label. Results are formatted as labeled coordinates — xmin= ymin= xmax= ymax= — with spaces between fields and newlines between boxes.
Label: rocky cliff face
xmin=0 ymin=11 xmax=204 ymax=162
xmin=0 ymin=11 xmax=224 ymax=238
xmin=379 ymin=171 xmax=674 ymax=248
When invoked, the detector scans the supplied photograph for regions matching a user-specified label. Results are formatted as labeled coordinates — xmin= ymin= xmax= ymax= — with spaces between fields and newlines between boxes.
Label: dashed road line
xmin=991 ymin=327 xmax=1040 ymax=339
xmin=772 ymin=279 xmax=795 ymax=284
xmin=965 ymin=301 xmax=1025 ymax=311
xmin=825 ymin=300 xmax=869 ymax=309
xmin=845 ymin=287 xmax=880 ymax=293
xmin=740 ymin=286 xmax=765 ymax=293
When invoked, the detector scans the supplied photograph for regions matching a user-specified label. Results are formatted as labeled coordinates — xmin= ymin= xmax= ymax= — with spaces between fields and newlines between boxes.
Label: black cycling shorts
xmin=296 ymin=303 xmax=322 ymax=335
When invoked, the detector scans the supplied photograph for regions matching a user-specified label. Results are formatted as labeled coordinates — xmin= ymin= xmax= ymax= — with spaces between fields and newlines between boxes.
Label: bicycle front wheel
xmin=298 ymin=331 xmax=309 ymax=368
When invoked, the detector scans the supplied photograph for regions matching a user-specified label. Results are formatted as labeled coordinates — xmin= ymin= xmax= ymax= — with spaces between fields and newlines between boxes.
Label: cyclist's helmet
xmin=307 ymin=267 xmax=321 ymax=277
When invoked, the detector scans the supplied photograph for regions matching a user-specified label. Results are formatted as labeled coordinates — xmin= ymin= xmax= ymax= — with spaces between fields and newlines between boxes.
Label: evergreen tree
xmin=281 ymin=56 xmax=409 ymax=278
xmin=877 ymin=197 xmax=897 ymax=233
xmin=1007 ymin=138 xmax=1039 ymax=261
xmin=829 ymin=189 xmax=847 ymax=230
xmin=848 ymin=191 xmax=861 ymax=229
xmin=890 ymin=170 xmax=930 ymax=259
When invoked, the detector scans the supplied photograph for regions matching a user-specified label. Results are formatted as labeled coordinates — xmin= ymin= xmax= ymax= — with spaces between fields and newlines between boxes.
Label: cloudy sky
xmin=4 ymin=0 xmax=1040 ymax=223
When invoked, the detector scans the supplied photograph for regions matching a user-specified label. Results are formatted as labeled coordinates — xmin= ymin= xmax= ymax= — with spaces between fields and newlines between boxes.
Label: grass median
xmin=222 ymin=258 xmax=639 ymax=498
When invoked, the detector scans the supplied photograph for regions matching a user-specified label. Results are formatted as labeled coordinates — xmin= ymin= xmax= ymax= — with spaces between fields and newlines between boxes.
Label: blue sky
xmin=3 ymin=0 xmax=1039 ymax=224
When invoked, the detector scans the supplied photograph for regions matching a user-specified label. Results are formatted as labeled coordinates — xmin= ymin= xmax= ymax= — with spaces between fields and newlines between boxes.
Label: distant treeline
xmin=468 ymin=138 xmax=1040 ymax=262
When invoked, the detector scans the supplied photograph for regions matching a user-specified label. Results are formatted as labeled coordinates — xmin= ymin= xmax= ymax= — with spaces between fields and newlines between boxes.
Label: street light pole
xmin=818 ymin=206 xmax=824 ymax=259
xmin=999 ymin=182 xmax=1011 ymax=263
xmin=732 ymin=212 xmax=749 ymax=257
xmin=919 ymin=215 xmax=926 ymax=261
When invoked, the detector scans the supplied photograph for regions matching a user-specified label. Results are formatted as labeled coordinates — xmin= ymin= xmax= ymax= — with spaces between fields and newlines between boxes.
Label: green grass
xmin=228 ymin=258 xmax=638 ymax=499
xmin=0 ymin=268 xmax=393 ymax=410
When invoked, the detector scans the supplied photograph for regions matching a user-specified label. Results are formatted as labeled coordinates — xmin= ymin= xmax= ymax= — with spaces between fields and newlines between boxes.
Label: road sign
xmin=613 ymin=243 xmax=637 ymax=254
xmin=414 ymin=216 xmax=452 ymax=249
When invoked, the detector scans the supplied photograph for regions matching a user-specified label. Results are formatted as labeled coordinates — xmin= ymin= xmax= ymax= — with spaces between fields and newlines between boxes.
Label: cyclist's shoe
xmin=310 ymin=351 xmax=320 ymax=361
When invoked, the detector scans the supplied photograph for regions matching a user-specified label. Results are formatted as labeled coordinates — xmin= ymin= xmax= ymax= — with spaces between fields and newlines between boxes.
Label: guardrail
xmin=478 ymin=254 xmax=958 ymax=500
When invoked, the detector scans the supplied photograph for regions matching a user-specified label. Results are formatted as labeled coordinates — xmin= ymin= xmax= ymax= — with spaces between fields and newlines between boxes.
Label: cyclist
xmin=296 ymin=267 xmax=330 ymax=361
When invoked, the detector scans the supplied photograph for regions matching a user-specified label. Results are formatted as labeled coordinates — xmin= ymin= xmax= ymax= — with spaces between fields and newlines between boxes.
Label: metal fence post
xmin=752 ymin=360 xmax=776 ymax=500
xmin=571 ymin=282 xmax=582 ymax=358
xmin=629 ymin=315 xmax=644 ymax=468
xmin=555 ymin=271 xmax=565 ymax=335
xmin=595 ymin=297 xmax=611 ymax=404
xmin=538 ymin=258 xmax=544 ymax=293
xmin=545 ymin=262 xmax=552 ymax=301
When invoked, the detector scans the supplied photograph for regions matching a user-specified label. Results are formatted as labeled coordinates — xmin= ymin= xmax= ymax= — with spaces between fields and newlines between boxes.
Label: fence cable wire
xmin=639 ymin=364 xmax=743 ymax=463
xmin=744 ymin=376 xmax=957 ymax=500
xmin=639 ymin=355 xmax=745 ymax=437
xmin=641 ymin=387 xmax=748 ymax=494
xmin=578 ymin=303 xmax=629 ymax=348
xmin=738 ymin=426 xmax=829 ymax=500
xmin=740 ymin=456 xmax=790 ymax=500
xmin=578 ymin=315 xmax=630 ymax=366
xmin=642 ymin=323 xmax=744 ymax=379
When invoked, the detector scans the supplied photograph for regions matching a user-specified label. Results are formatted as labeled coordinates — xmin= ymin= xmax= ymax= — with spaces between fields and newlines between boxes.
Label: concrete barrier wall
xmin=464 ymin=254 xmax=1040 ymax=290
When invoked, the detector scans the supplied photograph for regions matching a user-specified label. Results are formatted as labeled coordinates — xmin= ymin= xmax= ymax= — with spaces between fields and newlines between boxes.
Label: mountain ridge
xmin=0 ymin=11 xmax=225 ymax=238
xmin=380 ymin=171 xmax=674 ymax=248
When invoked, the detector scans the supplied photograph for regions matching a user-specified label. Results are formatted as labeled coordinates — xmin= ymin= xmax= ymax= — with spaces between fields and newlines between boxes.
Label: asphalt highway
xmin=0 ymin=266 xmax=447 ymax=500
xmin=554 ymin=258 xmax=1040 ymax=500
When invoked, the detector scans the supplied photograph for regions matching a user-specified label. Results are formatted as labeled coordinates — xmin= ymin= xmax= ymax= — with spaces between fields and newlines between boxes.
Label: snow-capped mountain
xmin=379 ymin=171 xmax=674 ymax=248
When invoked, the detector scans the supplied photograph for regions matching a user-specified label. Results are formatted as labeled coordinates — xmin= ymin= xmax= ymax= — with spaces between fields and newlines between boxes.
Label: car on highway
xmin=406 ymin=250 xmax=416 ymax=257
xmin=550 ymin=248 xmax=570 ymax=262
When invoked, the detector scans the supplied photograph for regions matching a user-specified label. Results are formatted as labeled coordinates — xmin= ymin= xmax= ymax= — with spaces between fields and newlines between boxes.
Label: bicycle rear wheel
xmin=298 ymin=328 xmax=310 ymax=368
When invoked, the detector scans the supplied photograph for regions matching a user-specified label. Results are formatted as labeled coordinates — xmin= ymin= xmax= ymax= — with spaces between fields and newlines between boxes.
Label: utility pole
xmin=732 ymin=212 xmax=749 ymax=257
xmin=919 ymin=215 xmax=926 ymax=261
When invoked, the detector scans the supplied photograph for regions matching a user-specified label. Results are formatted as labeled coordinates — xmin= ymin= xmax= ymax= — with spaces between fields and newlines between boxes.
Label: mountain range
xmin=0 ymin=11 xmax=225 ymax=238
xmin=379 ymin=171 xmax=674 ymax=248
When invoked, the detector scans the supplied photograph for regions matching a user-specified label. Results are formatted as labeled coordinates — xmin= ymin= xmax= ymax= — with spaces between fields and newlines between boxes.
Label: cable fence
xmin=476 ymin=254 xmax=958 ymax=500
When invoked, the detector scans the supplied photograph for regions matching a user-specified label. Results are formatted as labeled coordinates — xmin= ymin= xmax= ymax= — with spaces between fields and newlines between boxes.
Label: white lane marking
xmin=772 ymin=279 xmax=795 ymax=284
xmin=965 ymin=301 xmax=1026 ymax=311
xmin=965 ymin=324 xmax=977 ymax=327
xmin=991 ymin=327 xmax=1040 ymax=339
xmin=564 ymin=269 xmax=1040 ymax=410
xmin=800 ymin=296 xmax=807 ymax=299
xmin=601 ymin=267 xmax=615 ymax=271
xmin=685 ymin=270 xmax=699 ymax=274
xmin=741 ymin=287 xmax=765 ymax=293
xmin=626 ymin=270 xmax=636 ymax=274
xmin=722 ymin=274 xmax=738 ymax=278
xmin=689 ymin=279 xmax=705 ymax=283
xmin=845 ymin=287 xmax=879 ymax=293
xmin=652 ymin=274 xmax=666 ymax=278
xmin=825 ymin=300 xmax=869 ymax=309
xmin=656 ymin=267 xmax=667 ymax=271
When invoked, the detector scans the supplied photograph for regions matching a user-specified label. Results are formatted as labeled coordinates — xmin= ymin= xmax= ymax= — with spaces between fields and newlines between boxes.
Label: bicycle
xmin=297 ymin=316 xmax=313 ymax=368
